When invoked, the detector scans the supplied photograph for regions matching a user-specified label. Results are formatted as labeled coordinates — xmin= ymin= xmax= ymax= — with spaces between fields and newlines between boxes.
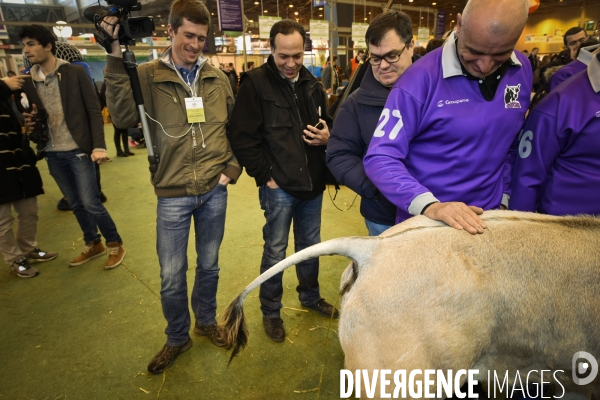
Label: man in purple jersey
xmin=510 ymin=48 xmax=600 ymax=216
xmin=547 ymin=39 xmax=599 ymax=92
xmin=363 ymin=0 xmax=532 ymax=234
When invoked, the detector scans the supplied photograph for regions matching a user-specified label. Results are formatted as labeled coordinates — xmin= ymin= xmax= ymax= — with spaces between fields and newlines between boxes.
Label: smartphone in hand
xmin=304 ymin=121 xmax=324 ymax=139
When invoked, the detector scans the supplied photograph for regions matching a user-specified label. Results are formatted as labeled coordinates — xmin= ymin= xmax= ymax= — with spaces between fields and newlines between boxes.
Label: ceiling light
xmin=294 ymin=11 xmax=298 ymax=15
xmin=319 ymin=7 xmax=323 ymax=10
xmin=254 ymin=1 xmax=259 ymax=3
xmin=364 ymin=17 xmax=367 ymax=20
xmin=264 ymin=10 xmax=268 ymax=12
xmin=157 ymin=15 xmax=161 ymax=17
xmin=249 ymin=19 xmax=253 ymax=22
xmin=161 ymin=24 xmax=165 ymax=27
xmin=432 ymin=2 xmax=436 ymax=5
xmin=451 ymin=20 xmax=455 ymax=22
xmin=368 ymin=12 xmax=371 ymax=14
xmin=289 ymin=4 xmax=293 ymax=7
xmin=319 ymin=14 xmax=322 ymax=17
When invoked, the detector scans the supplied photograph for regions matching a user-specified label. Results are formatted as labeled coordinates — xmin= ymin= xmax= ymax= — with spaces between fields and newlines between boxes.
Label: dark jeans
xmin=258 ymin=185 xmax=322 ymax=318
xmin=46 ymin=150 xmax=121 ymax=244
xmin=156 ymin=184 xmax=227 ymax=346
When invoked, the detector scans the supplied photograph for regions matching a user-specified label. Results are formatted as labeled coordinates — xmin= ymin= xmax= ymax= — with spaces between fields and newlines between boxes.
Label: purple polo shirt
xmin=363 ymin=33 xmax=532 ymax=223
xmin=510 ymin=53 xmax=600 ymax=216
xmin=547 ymin=44 xmax=599 ymax=92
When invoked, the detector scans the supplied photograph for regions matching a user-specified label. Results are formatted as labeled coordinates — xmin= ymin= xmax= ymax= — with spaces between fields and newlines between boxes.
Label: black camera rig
xmin=84 ymin=0 xmax=155 ymax=52
xmin=84 ymin=0 xmax=160 ymax=175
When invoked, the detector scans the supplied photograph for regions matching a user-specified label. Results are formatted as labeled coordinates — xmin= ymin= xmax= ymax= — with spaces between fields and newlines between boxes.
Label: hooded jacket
xmin=326 ymin=64 xmax=397 ymax=226
xmin=104 ymin=48 xmax=241 ymax=197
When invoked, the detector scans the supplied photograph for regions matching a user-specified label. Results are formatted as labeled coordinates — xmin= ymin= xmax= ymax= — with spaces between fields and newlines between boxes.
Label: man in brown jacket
xmin=19 ymin=25 xmax=125 ymax=270
xmin=102 ymin=0 xmax=241 ymax=374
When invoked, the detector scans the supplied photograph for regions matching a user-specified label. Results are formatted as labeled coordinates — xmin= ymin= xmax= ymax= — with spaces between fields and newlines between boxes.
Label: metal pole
xmin=241 ymin=0 xmax=248 ymax=73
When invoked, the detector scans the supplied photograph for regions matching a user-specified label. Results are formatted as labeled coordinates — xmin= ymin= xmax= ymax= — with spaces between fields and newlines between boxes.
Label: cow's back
xmin=339 ymin=211 xmax=600 ymax=396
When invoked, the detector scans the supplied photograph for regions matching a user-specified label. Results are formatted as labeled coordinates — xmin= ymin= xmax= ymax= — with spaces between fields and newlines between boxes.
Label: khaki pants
xmin=0 ymin=197 xmax=38 ymax=265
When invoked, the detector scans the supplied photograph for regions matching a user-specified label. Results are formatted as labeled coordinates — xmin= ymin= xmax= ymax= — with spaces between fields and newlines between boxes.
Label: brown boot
xmin=194 ymin=322 xmax=227 ymax=347
xmin=105 ymin=242 xmax=126 ymax=270
xmin=70 ymin=241 xmax=106 ymax=267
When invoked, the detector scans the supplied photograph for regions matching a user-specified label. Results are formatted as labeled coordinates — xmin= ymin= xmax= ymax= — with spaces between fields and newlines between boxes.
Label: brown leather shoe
xmin=69 ymin=241 xmax=106 ymax=267
xmin=105 ymin=242 xmax=125 ymax=270
xmin=304 ymin=298 xmax=339 ymax=318
xmin=263 ymin=317 xmax=285 ymax=342
xmin=194 ymin=322 xmax=226 ymax=347
xmin=147 ymin=338 xmax=192 ymax=374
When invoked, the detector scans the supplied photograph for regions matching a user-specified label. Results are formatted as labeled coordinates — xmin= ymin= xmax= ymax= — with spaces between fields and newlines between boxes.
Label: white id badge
xmin=185 ymin=97 xmax=205 ymax=123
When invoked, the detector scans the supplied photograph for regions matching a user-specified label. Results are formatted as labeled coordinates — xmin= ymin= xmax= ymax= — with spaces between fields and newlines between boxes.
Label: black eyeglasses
xmin=368 ymin=44 xmax=408 ymax=66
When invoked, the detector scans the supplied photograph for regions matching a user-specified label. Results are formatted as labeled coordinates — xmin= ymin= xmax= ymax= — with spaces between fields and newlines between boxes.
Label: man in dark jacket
xmin=327 ymin=11 xmax=416 ymax=236
xmin=229 ymin=19 xmax=337 ymax=343
xmin=0 ymin=74 xmax=57 ymax=278
xmin=19 ymin=25 xmax=126 ymax=270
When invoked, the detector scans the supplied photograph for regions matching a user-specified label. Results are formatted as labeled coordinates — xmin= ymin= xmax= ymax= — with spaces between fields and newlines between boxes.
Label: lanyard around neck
xmin=172 ymin=60 xmax=200 ymax=97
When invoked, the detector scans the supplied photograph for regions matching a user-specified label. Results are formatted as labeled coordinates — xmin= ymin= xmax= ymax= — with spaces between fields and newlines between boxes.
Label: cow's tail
xmin=220 ymin=236 xmax=380 ymax=364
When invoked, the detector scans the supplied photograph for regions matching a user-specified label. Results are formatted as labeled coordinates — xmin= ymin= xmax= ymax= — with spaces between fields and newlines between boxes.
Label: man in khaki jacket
xmin=102 ymin=0 xmax=241 ymax=374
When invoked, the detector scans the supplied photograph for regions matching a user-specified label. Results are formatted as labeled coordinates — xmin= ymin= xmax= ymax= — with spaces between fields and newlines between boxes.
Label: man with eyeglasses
xmin=327 ymin=11 xmax=418 ymax=236
xmin=364 ymin=0 xmax=532 ymax=234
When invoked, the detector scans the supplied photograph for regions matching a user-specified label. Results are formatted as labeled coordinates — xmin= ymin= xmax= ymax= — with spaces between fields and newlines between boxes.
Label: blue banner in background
xmin=313 ymin=0 xmax=325 ymax=7
xmin=436 ymin=11 xmax=446 ymax=38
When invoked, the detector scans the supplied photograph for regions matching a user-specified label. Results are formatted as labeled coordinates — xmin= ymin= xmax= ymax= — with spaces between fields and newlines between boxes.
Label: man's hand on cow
xmin=99 ymin=16 xmax=122 ymax=57
xmin=424 ymin=202 xmax=487 ymax=235
xmin=303 ymin=119 xmax=329 ymax=146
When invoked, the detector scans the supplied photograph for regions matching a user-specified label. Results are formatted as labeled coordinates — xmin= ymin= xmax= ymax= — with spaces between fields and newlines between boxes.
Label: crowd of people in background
xmin=1 ymin=0 xmax=598 ymax=378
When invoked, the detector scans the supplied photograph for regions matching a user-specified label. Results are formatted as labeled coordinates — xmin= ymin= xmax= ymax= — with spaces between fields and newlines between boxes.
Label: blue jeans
xmin=365 ymin=218 xmax=392 ymax=236
xmin=259 ymin=185 xmax=322 ymax=318
xmin=46 ymin=150 xmax=121 ymax=244
xmin=156 ymin=184 xmax=227 ymax=346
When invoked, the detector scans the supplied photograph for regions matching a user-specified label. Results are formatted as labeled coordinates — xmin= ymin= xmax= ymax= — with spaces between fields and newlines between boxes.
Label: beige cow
xmin=221 ymin=211 xmax=600 ymax=398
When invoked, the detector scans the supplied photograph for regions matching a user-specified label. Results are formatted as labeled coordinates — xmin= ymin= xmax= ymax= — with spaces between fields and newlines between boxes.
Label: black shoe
xmin=147 ymin=338 xmax=192 ymax=374
xmin=304 ymin=299 xmax=339 ymax=318
xmin=125 ymin=150 xmax=135 ymax=156
xmin=57 ymin=197 xmax=71 ymax=211
xmin=263 ymin=317 xmax=285 ymax=342
xmin=194 ymin=322 xmax=226 ymax=347
xmin=100 ymin=192 xmax=107 ymax=203
xmin=116 ymin=150 xmax=128 ymax=157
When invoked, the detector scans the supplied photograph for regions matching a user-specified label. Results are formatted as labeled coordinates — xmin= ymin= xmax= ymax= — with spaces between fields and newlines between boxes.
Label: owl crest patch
xmin=504 ymin=84 xmax=522 ymax=109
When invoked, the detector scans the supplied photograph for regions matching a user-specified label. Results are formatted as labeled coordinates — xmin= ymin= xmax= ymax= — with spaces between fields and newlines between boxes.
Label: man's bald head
xmin=455 ymin=0 xmax=528 ymax=78
xmin=460 ymin=0 xmax=528 ymax=39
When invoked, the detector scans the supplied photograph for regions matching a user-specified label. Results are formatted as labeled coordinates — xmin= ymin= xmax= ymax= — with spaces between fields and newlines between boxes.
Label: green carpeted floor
xmin=0 ymin=124 xmax=367 ymax=399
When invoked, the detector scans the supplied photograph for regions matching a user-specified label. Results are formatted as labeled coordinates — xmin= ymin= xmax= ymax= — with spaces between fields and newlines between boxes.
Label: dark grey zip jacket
xmin=228 ymin=56 xmax=332 ymax=194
